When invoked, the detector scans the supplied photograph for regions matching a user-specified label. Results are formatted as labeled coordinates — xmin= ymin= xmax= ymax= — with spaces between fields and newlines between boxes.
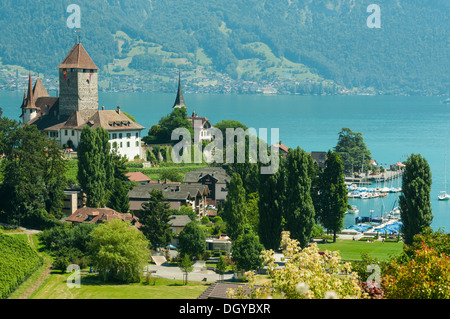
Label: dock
xmin=345 ymin=169 xmax=403 ymax=185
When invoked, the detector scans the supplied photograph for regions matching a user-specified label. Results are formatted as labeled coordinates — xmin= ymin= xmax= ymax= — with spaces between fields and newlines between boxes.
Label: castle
xmin=20 ymin=42 xmax=145 ymax=160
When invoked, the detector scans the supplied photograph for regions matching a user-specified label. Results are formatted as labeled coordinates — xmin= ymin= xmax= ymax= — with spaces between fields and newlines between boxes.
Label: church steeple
xmin=24 ymin=73 xmax=37 ymax=109
xmin=172 ymin=72 xmax=187 ymax=109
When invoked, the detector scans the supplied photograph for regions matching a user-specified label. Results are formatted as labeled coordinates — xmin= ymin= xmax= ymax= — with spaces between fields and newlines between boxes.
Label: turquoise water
xmin=1 ymin=91 xmax=449 ymax=231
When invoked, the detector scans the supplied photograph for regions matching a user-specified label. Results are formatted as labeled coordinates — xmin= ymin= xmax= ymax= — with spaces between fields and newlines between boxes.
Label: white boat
xmin=348 ymin=205 xmax=359 ymax=214
xmin=438 ymin=153 xmax=450 ymax=201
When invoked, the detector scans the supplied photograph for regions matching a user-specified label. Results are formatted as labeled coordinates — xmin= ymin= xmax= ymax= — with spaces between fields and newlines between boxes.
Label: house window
xmin=65 ymin=130 xmax=68 ymax=136
xmin=127 ymin=133 xmax=131 ymax=139
xmin=127 ymin=142 xmax=130 ymax=148
xmin=136 ymin=141 xmax=139 ymax=147
xmin=112 ymin=133 xmax=117 ymax=139
xmin=135 ymin=132 xmax=139 ymax=138
xmin=119 ymin=133 xmax=123 ymax=139
xmin=120 ymin=142 xmax=123 ymax=148
xmin=71 ymin=130 xmax=75 ymax=136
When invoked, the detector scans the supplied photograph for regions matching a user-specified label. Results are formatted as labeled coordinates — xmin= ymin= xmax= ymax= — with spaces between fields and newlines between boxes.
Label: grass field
xmin=31 ymin=273 xmax=209 ymax=299
xmin=317 ymin=239 xmax=404 ymax=261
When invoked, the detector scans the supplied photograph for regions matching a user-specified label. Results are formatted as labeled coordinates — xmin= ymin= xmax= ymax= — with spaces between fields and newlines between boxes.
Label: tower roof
xmin=57 ymin=43 xmax=99 ymax=70
xmin=172 ymin=72 xmax=187 ymax=108
xmin=32 ymin=77 xmax=50 ymax=101
xmin=23 ymin=74 xmax=37 ymax=109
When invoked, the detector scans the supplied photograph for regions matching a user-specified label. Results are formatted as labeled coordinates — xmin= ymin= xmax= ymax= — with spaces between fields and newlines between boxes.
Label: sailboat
xmin=438 ymin=152 xmax=450 ymax=201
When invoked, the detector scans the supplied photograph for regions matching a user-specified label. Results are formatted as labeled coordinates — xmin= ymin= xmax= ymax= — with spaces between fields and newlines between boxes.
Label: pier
xmin=345 ymin=169 xmax=403 ymax=185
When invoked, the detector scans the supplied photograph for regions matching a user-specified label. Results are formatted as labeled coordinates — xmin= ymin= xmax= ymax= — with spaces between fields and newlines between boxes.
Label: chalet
xmin=65 ymin=207 xmax=141 ymax=228
xmin=183 ymin=167 xmax=230 ymax=202
xmin=271 ymin=140 xmax=289 ymax=157
xmin=20 ymin=42 xmax=145 ymax=160
xmin=128 ymin=183 xmax=209 ymax=216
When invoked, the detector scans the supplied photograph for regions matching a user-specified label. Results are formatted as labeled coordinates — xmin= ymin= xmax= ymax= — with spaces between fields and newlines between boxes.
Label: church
xmin=20 ymin=42 xmax=145 ymax=160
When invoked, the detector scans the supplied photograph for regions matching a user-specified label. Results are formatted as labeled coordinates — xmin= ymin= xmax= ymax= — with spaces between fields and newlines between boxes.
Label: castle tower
xmin=57 ymin=42 xmax=99 ymax=119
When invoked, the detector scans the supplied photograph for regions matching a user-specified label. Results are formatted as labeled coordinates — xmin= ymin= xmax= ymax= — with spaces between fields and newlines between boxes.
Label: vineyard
xmin=0 ymin=234 xmax=43 ymax=299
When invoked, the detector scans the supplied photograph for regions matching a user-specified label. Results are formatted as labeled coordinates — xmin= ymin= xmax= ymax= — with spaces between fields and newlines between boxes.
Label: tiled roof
xmin=128 ymin=183 xmax=209 ymax=201
xmin=184 ymin=167 xmax=230 ymax=184
xmin=57 ymin=43 xmax=99 ymax=70
xmin=66 ymin=207 xmax=140 ymax=227
xmin=168 ymin=215 xmax=191 ymax=227
xmin=126 ymin=172 xmax=151 ymax=182
xmin=32 ymin=78 xmax=50 ymax=101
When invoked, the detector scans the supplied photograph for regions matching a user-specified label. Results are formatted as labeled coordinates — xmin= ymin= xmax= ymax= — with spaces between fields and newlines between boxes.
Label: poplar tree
xmin=258 ymin=163 xmax=284 ymax=250
xmin=78 ymin=127 xmax=114 ymax=208
xmin=399 ymin=153 xmax=433 ymax=245
xmin=318 ymin=150 xmax=348 ymax=242
xmin=223 ymin=173 xmax=247 ymax=241
xmin=284 ymin=147 xmax=315 ymax=248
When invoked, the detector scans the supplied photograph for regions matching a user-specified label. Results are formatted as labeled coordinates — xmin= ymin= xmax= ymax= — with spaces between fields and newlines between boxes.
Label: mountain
xmin=0 ymin=0 xmax=448 ymax=95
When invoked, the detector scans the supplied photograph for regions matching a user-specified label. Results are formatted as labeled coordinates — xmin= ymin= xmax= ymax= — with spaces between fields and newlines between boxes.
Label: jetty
xmin=345 ymin=169 xmax=403 ymax=185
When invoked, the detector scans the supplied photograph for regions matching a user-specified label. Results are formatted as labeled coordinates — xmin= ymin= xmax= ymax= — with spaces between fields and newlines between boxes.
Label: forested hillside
xmin=0 ymin=0 xmax=448 ymax=95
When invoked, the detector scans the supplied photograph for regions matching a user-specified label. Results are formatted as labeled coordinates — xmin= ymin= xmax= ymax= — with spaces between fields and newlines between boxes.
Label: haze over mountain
xmin=0 ymin=0 xmax=448 ymax=95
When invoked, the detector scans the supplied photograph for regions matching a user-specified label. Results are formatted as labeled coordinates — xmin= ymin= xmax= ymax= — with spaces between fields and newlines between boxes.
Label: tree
xmin=138 ymin=189 xmax=173 ymax=250
xmin=89 ymin=219 xmax=150 ymax=283
xmin=231 ymin=227 xmax=264 ymax=272
xmin=0 ymin=122 xmax=66 ymax=228
xmin=155 ymin=108 xmax=193 ymax=143
xmin=77 ymin=127 xmax=114 ymax=208
xmin=284 ymin=147 xmax=315 ymax=248
xmin=178 ymin=221 xmax=206 ymax=258
xmin=399 ymin=154 xmax=433 ymax=245
xmin=179 ymin=254 xmax=194 ymax=285
xmin=216 ymin=255 xmax=228 ymax=282
xmin=334 ymin=128 xmax=371 ymax=174
xmin=318 ymin=150 xmax=348 ymax=242
xmin=223 ymin=173 xmax=247 ymax=241
xmin=107 ymin=179 xmax=130 ymax=214
xmin=258 ymin=163 xmax=284 ymax=250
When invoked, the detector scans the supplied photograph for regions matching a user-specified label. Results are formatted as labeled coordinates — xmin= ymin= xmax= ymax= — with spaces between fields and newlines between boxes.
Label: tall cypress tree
xmin=318 ymin=150 xmax=348 ymax=242
xmin=284 ymin=147 xmax=315 ymax=248
xmin=399 ymin=153 xmax=433 ymax=245
xmin=258 ymin=161 xmax=284 ymax=250
xmin=223 ymin=173 xmax=247 ymax=241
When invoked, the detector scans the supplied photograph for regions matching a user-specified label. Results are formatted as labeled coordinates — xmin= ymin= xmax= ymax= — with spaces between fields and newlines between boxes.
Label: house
xmin=206 ymin=234 xmax=232 ymax=255
xmin=20 ymin=42 xmax=145 ymax=160
xmin=184 ymin=167 xmax=230 ymax=202
xmin=65 ymin=207 xmax=141 ymax=227
xmin=168 ymin=215 xmax=191 ymax=235
xmin=62 ymin=188 xmax=85 ymax=216
xmin=125 ymin=171 xmax=151 ymax=184
xmin=271 ymin=140 xmax=289 ymax=157
xmin=309 ymin=151 xmax=327 ymax=168
xmin=128 ymin=182 xmax=209 ymax=216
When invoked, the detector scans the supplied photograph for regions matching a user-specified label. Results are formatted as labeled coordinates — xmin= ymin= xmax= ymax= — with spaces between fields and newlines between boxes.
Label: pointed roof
xmin=172 ymin=72 xmax=187 ymax=108
xmin=32 ymin=77 xmax=50 ymax=101
xmin=23 ymin=74 xmax=37 ymax=109
xmin=57 ymin=43 xmax=99 ymax=70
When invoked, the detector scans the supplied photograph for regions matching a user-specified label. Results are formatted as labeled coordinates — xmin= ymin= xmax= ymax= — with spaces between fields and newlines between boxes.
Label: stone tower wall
xmin=59 ymin=69 xmax=98 ymax=118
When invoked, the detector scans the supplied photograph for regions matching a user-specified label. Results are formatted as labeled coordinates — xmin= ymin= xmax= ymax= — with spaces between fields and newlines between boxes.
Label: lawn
xmin=317 ymin=239 xmax=404 ymax=261
xmin=31 ymin=273 xmax=209 ymax=299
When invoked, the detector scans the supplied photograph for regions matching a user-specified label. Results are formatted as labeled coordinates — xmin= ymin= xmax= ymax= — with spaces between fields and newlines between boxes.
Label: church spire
xmin=172 ymin=71 xmax=187 ymax=109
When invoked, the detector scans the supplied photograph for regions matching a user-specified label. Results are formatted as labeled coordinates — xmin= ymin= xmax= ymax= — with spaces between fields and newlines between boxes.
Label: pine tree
xmin=284 ymin=147 xmax=315 ymax=248
xmin=318 ymin=150 xmax=348 ymax=242
xmin=108 ymin=179 xmax=130 ymax=214
xmin=223 ymin=173 xmax=247 ymax=241
xmin=138 ymin=189 xmax=173 ymax=249
xmin=399 ymin=153 xmax=433 ymax=245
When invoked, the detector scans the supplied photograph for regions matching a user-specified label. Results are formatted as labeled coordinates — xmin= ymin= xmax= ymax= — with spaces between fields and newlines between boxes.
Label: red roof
xmin=126 ymin=172 xmax=151 ymax=182
xmin=57 ymin=43 xmax=99 ymax=70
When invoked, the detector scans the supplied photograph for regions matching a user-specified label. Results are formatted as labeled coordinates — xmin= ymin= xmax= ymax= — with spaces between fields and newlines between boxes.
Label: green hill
xmin=0 ymin=0 xmax=448 ymax=95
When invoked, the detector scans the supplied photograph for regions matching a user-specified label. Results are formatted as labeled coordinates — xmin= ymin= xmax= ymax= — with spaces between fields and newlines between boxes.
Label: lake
xmin=1 ymin=90 xmax=449 ymax=231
